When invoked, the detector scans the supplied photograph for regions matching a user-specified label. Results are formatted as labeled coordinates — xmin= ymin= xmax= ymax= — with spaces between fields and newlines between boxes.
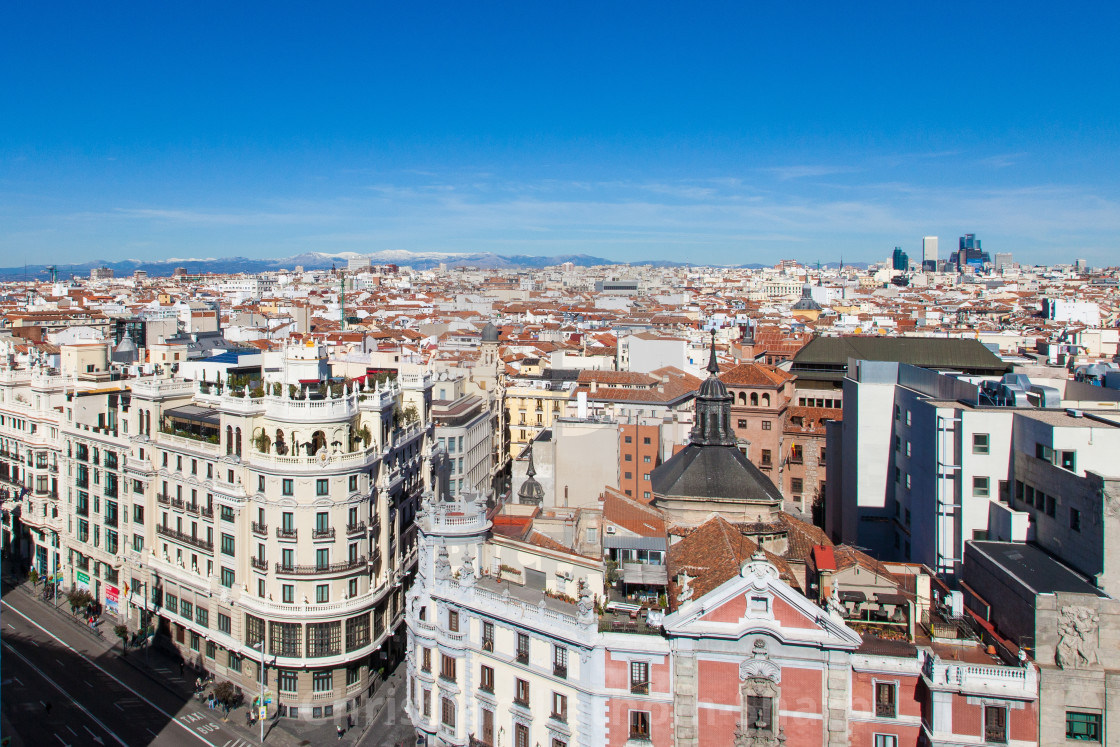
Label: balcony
xmin=156 ymin=524 xmax=213 ymax=553
xmin=156 ymin=492 xmax=170 ymax=506
xmin=469 ymin=738 xmax=493 ymax=747
xmin=275 ymin=557 xmax=366 ymax=575
xmin=250 ymin=557 xmax=268 ymax=571
xmin=251 ymin=522 xmax=268 ymax=537
xmin=482 ymin=639 xmax=493 ymax=652
xmin=200 ymin=505 xmax=213 ymax=519
xmin=169 ymin=497 xmax=184 ymax=510
xmin=276 ymin=527 xmax=297 ymax=540
xmin=516 ymin=650 xmax=529 ymax=665
xmin=346 ymin=522 xmax=366 ymax=536
xmin=185 ymin=503 xmax=200 ymax=516
xmin=788 ymin=453 xmax=804 ymax=465
xmin=553 ymin=664 xmax=567 ymax=679
xmin=312 ymin=528 xmax=336 ymax=540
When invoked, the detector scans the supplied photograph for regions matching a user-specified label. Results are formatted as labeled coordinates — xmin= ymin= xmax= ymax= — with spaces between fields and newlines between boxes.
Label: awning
xmin=838 ymin=590 xmax=867 ymax=603
xmin=621 ymin=563 xmax=668 ymax=586
xmin=603 ymin=535 xmax=667 ymax=552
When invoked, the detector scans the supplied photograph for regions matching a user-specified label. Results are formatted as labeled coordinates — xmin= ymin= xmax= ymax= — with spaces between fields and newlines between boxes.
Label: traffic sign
xmin=258 ymin=706 xmax=267 ymax=720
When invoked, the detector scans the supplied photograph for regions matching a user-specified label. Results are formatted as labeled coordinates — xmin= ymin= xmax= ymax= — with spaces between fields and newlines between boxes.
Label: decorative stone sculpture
xmin=434 ymin=546 xmax=451 ymax=581
xmin=1056 ymin=605 xmax=1100 ymax=669
xmin=677 ymin=570 xmax=694 ymax=604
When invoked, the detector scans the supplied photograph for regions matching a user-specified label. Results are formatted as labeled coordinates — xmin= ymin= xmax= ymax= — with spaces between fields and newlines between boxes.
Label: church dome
xmin=481 ymin=322 xmax=500 ymax=343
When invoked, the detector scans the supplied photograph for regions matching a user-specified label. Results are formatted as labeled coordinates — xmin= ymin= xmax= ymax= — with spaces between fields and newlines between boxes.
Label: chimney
xmin=590 ymin=380 xmax=598 ymax=394
xmin=577 ymin=391 xmax=588 ymax=419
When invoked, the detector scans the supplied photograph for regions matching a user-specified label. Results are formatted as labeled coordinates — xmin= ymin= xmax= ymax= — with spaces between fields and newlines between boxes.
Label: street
xmin=1 ymin=584 xmax=416 ymax=747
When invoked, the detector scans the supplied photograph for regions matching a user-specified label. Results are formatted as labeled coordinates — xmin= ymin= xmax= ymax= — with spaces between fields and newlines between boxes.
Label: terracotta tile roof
xmin=719 ymin=363 xmax=794 ymax=387
xmin=601 ymin=488 xmax=665 ymax=536
xmin=666 ymin=515 xmax=802 ymax=608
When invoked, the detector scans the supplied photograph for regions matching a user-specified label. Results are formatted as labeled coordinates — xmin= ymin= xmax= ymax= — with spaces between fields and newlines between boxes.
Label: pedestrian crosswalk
xmin=222 ymin=739 xmax=253 ymax=747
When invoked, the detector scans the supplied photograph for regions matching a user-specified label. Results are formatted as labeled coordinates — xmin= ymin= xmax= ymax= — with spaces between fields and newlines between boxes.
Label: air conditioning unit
xmin=605 ymin=526 xmax=616 ymax=535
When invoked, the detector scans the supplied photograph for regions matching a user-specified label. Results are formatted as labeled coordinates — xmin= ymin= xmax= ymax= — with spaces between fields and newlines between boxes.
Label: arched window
xmin=311 ymin=430 xmax=326 ymax=455
xmin=762 ymin=393 xmax=771 ymax=407
xmin=274 ymin=429 xmax=286 ymax=456
xmin=235 ymin=427 xmax=242 ymax=457
xmin=738 ymin=392 xmax=747 ymax=405
xmin=226 ymin=425 xmax=233 ymax=455
xmin=750 ymin=392 xmax=759 ymax=406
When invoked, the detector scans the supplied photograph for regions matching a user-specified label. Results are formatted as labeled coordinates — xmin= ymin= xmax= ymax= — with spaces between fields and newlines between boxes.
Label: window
xmin=551 ymin=692 xmax=567 ymax=722
xmin=973 ymin=433 xmax=990 ymax=454
xmin=516 ymin=633 xmax=529 ymax=664
xmin=629 ymin=710 xmax=651 ymax=739
xmin=984 ymin=705 xmax=1007 ymax=744
xmin=316 ymin=548 xmax=329 ymax=570
xmin=281 ymin=479 xmax=293 ymax=496
xmin=440 ymin=654 xmax=456 ymax=681
xmin=441 ymin=696 xmax=455 ymax=728
xmin=258 ymin=475 xmax=265 ymax=492
xmin=448 ymin=609 xmax=459 ymax=632
xmin=791 ymin=478 xmax=803 ymax=495
xmin=482 ymin=622 xmax=494 ymax=651
xmin=218 ymin=613 xmax=231 ymax=635
xmin=422 ymin=689 xmax=431 ymax=717
xmin=643 ymin=436 xmax=651 ymax=445
xmin=761 ymin=420 xmax=771 ymax=430
xmin=905 ymin=411 xmax=911 ymax=426
xmin=165 ymin=594 xmax=178 ymax=614
xmin=421 ymin=647 xmax=431 ymax=672
xmin=221 ymin=533 xmax=235 ymax=556
xmin=1066 ymin=711 xmax=1102 ymax=742
xmin=480 ymin=665 xmax=494 ymax=692
xmin=630 ymin=661 xmax=649 ymax=695
xmin=760 ymin=449 xmax=772 ymax=466
xmin=1046 ymin=494 xmax=1056 ymax=517
xmin=316 ymin=584 xmax=329 ymax=603
xmin=624 ymin=453 xmax=632 ymax=462
xmin=205 ymin=641 xmax=215 ymax=659
xmin=873 ymin=736 xmax=899 ymax=747
xmin=514 ymin=678 xmax=530 ymax=706
xmin=196 ymin=606 xmax=208 ymax=628
xmin=282 ymin=584 xmax=295 ymax=603
xmin=624 ymin=435 xmax=632 ymax=443
xmin=875 ymin=682 xmax=896 ymax=718
xmin=973 ymin=476 xmax=990 ymax=497
xmin=553 ymin=645 xmax=568 ymax=678
xmin=1071 ymin=507 xmax=1082 ymax=532
xmin=312 ymin=671 xmax=333 ymax=693
xmin=220 ymin=505 xmax=234 ymax=522
xmin=514 ymin=723 xmax=529 ymax=747
xmin=349 ymin=475 xmax=358 ymax=491
xmin=228 ymin=652 xmax=242 ymax=672
xmin=316 ymin=479 xmax=329 ymax=496
xmin=181 ymin=600 xmax=193 ymax=620
xmin=220 ymin=567 xmax=234 ymax=587
xmin=1061 ymin=450 xmax=1077 ymax=472
xmin=738 ymin=419 xmax=747 ymax=428
xmin=278 ymin=670 xmax=298 ymax=693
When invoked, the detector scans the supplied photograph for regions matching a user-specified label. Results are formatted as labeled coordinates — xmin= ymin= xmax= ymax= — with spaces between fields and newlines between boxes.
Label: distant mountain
xmin=0 ymin=250 xmax=860 ymax=279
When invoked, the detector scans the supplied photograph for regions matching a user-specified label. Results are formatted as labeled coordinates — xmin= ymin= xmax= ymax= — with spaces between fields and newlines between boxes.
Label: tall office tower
xmin=922 ymin=236 xmax=938 ymax=264
xmin=891 ymin=247 xmax=909 ymax=271
xmin=994 ymin=253 xmax=1013 ymax=272
xmin=949 ymin=233 xmax=991 ymax=271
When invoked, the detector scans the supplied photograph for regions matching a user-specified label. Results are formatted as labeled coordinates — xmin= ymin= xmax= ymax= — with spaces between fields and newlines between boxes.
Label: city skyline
xmin=3 ymin=3 xmax=1119 ymax=265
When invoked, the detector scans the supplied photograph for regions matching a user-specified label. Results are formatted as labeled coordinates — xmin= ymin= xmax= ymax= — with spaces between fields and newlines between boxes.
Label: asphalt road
xmin=1 ymin=594 xmax=255 ymax=747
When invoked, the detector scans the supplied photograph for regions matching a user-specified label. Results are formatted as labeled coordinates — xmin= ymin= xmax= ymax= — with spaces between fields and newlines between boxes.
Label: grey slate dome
xmin=112 ymin=334 xmax=138 ymax=364
xmin=481 ymin=322 xmax=500 ymax=343
xmin=792 ymin=283 xmax=822 ymax=311
xmin=650 ymin=330 xmax=783 ymax=520
xmin=517 ymin=444 xmax=545 ymax=506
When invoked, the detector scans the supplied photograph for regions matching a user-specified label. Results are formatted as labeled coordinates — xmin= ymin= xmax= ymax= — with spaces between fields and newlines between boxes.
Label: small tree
xmin=357 ymin=424 xmax=372 ymax=448
xmin=66 ymin=588 xmax=93 ymax=614
xmin=114 ymin=624 xmax=129 ymax=655
xmin=212 ymin=680 xmax=239 ymax=708
xmin=27 ymin=568 xmax=39 ymax=585
xmin=403 ymin=403 xmax=419 ymax=424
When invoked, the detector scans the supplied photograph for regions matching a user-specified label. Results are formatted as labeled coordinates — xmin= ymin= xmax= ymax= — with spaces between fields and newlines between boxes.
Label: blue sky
xmin=3 ymin=2 xmax=1119 ymax=266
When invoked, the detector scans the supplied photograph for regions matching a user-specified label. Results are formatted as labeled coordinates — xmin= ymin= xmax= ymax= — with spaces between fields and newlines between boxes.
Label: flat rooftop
xmin=968 ymin=541 xmax=1108 ymax=597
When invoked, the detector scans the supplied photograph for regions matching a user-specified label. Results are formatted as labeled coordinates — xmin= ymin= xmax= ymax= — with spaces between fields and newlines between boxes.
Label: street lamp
xmin=251 ymin=640 xmax=266 ymax=744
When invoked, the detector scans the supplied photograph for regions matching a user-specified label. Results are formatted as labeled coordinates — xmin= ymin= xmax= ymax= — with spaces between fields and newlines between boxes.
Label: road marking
xmin=147 ymin=729 xmax=158 ymax=738
xmin=14 ymin=677 xmax=23 ymax=686
xmin=66 ymin=725 xmax=77 ymax=735
xmin=54 ymin=734 xmax=69 ymax=746
xmin=2 ymin=600 xmax=225 ymax=747
xmin=7 ymin=623 xmax=14 ymax=629
xmin=115 ymin=702 xmax=124 ymax=711
xmin=0 ymin=640 xmax=128 ymax=747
